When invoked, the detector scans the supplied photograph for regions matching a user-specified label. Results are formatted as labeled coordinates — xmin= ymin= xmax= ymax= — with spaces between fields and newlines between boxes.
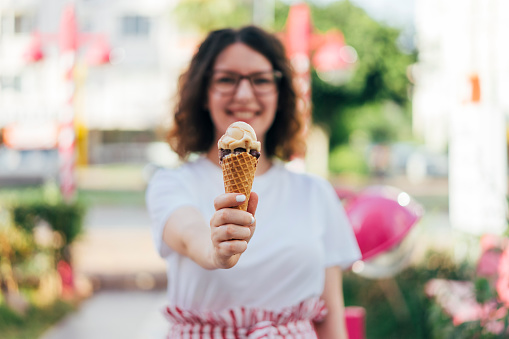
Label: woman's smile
xmin=226 ymin=110 xmax=259 ymax=121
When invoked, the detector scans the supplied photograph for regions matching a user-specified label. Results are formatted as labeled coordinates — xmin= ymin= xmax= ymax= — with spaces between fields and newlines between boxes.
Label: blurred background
xmin=1 ymin=0 xmax=508 ymax=338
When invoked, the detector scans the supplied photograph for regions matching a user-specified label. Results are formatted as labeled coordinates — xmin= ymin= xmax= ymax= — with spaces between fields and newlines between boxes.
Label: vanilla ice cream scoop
xmin=218 ymin=122 xmax=262 ymax=164
xmin=218 ymin=122 xmax=260 ymax=210
xmin=218 ymin=121 xmax=261 ymax=152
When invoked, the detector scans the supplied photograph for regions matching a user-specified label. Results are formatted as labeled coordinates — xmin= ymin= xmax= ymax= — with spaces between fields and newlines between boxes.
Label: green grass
xmin=413 ymin=194 xmax=449 ymax=213
xmin=0 ymin=187 xmax=146 ymax=208
xmin=78 ymin=189 xmax=146 ymax=207
xmin=0 ymin=300 xmax=75 ymax=339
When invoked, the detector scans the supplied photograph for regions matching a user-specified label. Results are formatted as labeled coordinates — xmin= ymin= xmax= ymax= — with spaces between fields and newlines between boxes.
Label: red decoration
xmin=23 ymin=4 xmax=110 ymax=201
xmin=345 ymin=306 xmax=366 ymax=339
xmin=57 ymin=260 xmax=75 ymax=299
xmin=58 ymin=5 xmax=79 ymax=53
xmin=86 ymin=37 xmax=110 ymax=66
xmin=24 ymin=32 xmax=44 ymax=62
xmin=278 ymin=3 xmax=358 ymax=129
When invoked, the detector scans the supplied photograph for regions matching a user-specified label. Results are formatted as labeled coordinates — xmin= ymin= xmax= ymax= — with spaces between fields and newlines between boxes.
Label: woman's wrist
xmin=184 ymin=230 xmax=220 ymax=270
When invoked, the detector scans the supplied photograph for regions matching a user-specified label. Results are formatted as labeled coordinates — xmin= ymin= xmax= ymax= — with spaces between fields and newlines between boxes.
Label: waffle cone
xmin=221 ymin=152 xmax=258 ymax=211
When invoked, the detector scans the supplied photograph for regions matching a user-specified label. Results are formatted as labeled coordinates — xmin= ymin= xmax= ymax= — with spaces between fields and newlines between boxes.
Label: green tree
xmin=297 ymin=1 xmax=416 ymax=149
xmin=172 ymin=0 xmax=252 ymax=34
xmin=172 ymin=0 xmax=416 ymax=173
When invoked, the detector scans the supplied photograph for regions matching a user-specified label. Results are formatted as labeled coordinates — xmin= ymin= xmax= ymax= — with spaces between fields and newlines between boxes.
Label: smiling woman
xmin=205 ymin=43 xmax=279 ymax=171
xmin=146 ymin=25 xmax=361 ymax=339
xmin=167 ymin=27 xmax=303 ymax=163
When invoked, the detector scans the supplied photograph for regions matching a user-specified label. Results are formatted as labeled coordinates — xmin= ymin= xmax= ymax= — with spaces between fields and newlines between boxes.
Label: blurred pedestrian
xmin=146 ymin=25 xmax=361 ymax=338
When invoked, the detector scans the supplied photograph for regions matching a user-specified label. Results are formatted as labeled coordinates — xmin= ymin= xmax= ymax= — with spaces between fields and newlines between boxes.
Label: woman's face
xmin=207 ymin=42 xmax=279 ymax=146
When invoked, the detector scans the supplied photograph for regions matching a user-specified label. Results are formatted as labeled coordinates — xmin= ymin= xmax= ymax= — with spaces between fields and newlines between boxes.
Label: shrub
xmin=12 ymin=201 xmax=85 ymax=248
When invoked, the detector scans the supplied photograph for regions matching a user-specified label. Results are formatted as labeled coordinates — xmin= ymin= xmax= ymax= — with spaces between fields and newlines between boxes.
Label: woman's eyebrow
xmin=212 ymin=69 xmax=274 ymax=74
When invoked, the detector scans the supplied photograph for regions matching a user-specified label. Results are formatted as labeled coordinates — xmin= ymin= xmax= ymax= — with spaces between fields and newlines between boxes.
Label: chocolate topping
xmin=219 ymin=148 xmax=260 ymax=163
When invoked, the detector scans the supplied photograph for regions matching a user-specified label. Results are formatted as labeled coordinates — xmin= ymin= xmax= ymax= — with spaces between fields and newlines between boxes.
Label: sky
xmin=280 ymin=0 xmax=416 ymax=51
xmin=349 ymin=0 xmax=415 ymax=30
xmin=312 ymin=0 xmax=416 ymax=51
xmin=283 ymin=0 xmax=415 ymax=31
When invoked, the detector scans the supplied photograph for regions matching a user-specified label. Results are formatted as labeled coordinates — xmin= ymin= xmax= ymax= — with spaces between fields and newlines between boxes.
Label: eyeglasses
xmin=209 ymin=70 xmax=282 ymax=95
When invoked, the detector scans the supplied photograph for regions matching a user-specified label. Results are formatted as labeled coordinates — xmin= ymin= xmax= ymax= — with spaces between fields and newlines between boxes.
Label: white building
xmin=413 ymin=0 xmax=508 ymax=235
xmin=0 ymin=0 xmax=192 ymax=169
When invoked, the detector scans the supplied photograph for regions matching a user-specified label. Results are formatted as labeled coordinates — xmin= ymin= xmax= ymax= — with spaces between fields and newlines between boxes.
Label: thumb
xmin=247 ymin=191 xmax=258 ymax=217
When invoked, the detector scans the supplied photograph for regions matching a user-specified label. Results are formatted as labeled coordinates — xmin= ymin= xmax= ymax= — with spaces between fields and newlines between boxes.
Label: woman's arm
xmin=314 ymin=266 xmax=349 ymax=339
xmin=162 ymin=192 xmax=258 ymax=270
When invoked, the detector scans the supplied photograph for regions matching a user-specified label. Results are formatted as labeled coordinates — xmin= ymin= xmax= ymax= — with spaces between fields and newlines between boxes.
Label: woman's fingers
xmin=211 ymin=224 xmax=252 ymax=243
xmin=247 ymin=191 xmax=258 ymax=216
xmin=216 ymin=240 xmax=248 ymax=257
xmin=214 ymin=193 xmax=247 ymax=210
xmin=211 ymin=207 xmax=254 ymax=227
xmin=210 ymin=207 xmax=254 ymax=244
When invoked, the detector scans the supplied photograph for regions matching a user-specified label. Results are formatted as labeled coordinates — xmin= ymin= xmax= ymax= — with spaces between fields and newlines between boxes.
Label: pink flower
xmin=496 ymin=247 xmax=509 ymax=307
xmin=481 ymin=234 xmax=504 ymax=252
xmin=499 ymin=247 xmax=509 ymax=278
xmin=479 ymin=303 xmax=508 ymax=334
xmin=426 ymin=279 xmax=483 ymax=325
xmin=485 ymin=320 xmax=505 ymax=335
xmin=477 ymin=249 xmax=502 ymax=279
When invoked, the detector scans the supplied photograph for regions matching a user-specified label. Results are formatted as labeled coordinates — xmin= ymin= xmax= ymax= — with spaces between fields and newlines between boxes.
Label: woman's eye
xmin=216 ymin=77 xmax=237 ymax=84
xmin=253 ymin=77 xmax=272 ymax=84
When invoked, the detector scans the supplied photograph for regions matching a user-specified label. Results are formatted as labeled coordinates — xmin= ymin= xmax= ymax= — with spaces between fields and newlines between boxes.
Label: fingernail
xmin=250 ymin=215 xmax=255 ymax=225
xmin=236 ymin=194 xmax=246 ymax=202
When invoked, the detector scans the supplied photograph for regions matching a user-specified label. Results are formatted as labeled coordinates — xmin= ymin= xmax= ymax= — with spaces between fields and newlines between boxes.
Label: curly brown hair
xmin=167 ymin=25 xmax=305 ymax=161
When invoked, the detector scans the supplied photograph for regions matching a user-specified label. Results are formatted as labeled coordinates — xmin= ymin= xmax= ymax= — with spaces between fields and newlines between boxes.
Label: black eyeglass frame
xmin=208 ymin=70 xmax=283 ymax=95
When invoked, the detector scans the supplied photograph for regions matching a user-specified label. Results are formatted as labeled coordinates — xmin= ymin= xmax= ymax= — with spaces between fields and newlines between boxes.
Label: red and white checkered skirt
xmin=163 ymin=297 xmax=327 ymax=339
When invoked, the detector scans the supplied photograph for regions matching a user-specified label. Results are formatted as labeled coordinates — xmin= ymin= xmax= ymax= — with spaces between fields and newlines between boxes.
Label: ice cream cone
xmin=221 ymin=152 xmax=258 ymax=211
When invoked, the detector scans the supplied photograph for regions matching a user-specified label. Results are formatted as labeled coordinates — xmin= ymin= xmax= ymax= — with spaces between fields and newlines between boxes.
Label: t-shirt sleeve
xmin=318 ymin=179 xmax=361 ymax=269
xmin=145 ymin=168 xmax=198 ymax=258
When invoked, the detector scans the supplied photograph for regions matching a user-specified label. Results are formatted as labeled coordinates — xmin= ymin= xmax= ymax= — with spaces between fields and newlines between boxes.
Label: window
xmin=1 ymin=14 xmax=33 ymax=35
xmin=14 ymin=15 xmax=33 ymax=34
xmin=121 ymin=15 xmax=150 ymax=37
xmin=0 ymin=76 xmax=21 ymax=91
xmin=1 ymin=16 xmax=12 ymax=35
xmin=81 ymin=18 xmax=93 ymax=32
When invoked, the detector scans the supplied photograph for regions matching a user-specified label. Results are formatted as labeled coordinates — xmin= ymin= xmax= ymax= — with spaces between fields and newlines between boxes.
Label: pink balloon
xmin=341 ymin=186 xmax=423 ymax=261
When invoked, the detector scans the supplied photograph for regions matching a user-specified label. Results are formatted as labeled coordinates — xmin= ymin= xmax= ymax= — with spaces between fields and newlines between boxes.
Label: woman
xmin=146 ymin=26 xmax=361 ymax=338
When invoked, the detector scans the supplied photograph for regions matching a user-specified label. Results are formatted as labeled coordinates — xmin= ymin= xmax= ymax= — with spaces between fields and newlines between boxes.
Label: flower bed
xmin=0 ymin=183 xmax=86 ymax=338
xmin=426 ymin=234 xmax=509 ymax=338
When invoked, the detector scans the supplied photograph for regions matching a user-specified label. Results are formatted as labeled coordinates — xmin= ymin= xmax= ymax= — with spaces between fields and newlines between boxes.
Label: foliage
xmin=344 ymin=101 xmax=413 ymax=143
xmin=343 ymin=250 xmax=475 ymax=339
xmin=0 ymin=216 xmax=34 ymax=265
xmin=424 ymin=234 xmax=509 ymax=338
xmin=3 ymin=180 xmax=86 ymax=251
xmin=301 ymin=1 xmax=416 ymax=150
xmin=0 ymin=300 xmax=75 ymax=339
xmin=329 ymin=144 xmax=368 ymax=175
xmin=0 ymin=209 xmax=35 ymax=296
xmin=172 ymin=0 xmax=252 ymax=34
xmin=308 ymin=1 xmax=414 ymax=102
xmin=0 ymin=184 xmax=85 ymax=338
xmin=12 ymin=201 xmax=85 ymax=248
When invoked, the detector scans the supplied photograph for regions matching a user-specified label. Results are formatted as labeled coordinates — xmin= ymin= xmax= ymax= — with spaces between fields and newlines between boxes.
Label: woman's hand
xmin=210 ymin=192 xmax=258 ymax=269
xmin=314 ymin=267 xmax=349 ymax=338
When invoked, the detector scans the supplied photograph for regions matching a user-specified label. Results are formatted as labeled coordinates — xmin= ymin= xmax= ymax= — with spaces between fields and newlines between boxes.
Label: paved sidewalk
xmin=40 ymin=205 xmax=170 ymax=339
xmin=72 ymin=227 xmax=167 ymax=290
xmin=40 ymin=290 xmax=169 ymax=339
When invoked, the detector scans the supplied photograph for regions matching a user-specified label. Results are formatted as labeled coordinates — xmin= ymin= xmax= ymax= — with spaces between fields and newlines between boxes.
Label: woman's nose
xmin=234 ymin=78 xmax=256 ymax=99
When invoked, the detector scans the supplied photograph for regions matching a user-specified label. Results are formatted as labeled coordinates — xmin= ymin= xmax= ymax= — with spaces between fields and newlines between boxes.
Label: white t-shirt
xmin=146 ymin=156 xmax=361 ymax=312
